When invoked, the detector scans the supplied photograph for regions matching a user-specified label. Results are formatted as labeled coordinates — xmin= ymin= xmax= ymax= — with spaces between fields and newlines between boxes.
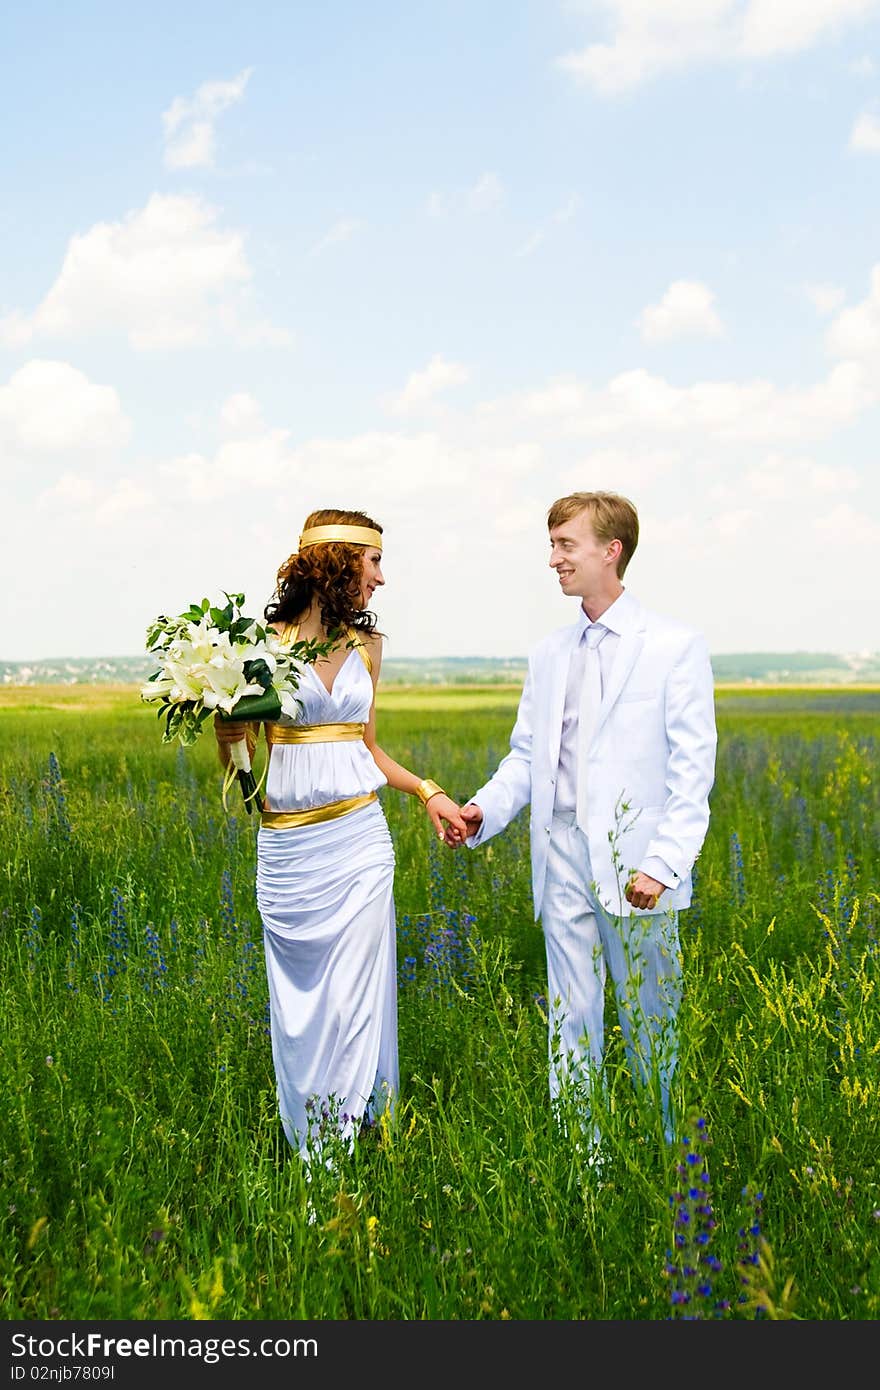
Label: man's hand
xmin=424 ymin=793 xmax=470 ymax=843
xmin=442 ymin=801 xmax=483 ymax=847
xmin=625 ymin=872 xmax=667 ymax=911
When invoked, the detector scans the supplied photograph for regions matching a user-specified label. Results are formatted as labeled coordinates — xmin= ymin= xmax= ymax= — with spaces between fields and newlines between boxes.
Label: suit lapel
xmin=593 ymin=603 xmax=646 ymax=738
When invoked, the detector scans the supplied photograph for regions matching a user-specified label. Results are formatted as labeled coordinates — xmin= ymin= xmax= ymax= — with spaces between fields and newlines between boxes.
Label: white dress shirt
xmin=552 ymin=589 xmax=676 ymax=891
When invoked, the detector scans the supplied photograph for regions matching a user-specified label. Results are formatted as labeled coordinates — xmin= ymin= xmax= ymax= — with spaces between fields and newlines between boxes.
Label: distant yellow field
xmin=0 ymin=681 xmax=528 ymax=716
xmin=0 ymin=683 xmax=145 ymax=714
xmin=1 ymin=680 xmax=878 ymax=718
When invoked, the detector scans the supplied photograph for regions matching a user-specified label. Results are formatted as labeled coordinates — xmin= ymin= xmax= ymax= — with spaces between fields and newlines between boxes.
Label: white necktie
xmin=576 ymin=625 xmax=606 ymax=832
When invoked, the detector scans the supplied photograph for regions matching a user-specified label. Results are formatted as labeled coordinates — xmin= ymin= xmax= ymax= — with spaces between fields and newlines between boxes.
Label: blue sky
xmin=2 ymin=1 xmax=879 ymax=661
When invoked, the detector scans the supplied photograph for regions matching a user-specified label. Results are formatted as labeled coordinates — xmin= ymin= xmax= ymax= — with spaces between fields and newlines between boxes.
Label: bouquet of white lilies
xmin=141 ymin=592 xmax=330 ymax=813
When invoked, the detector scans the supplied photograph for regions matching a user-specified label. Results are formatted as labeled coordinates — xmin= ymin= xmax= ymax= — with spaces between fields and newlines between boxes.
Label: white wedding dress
xmin=256 ymin=637 xmax=398 ymax=1160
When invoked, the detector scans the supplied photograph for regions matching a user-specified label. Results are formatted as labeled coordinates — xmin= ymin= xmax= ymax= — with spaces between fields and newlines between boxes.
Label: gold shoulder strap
xmin=279 ymin=622 xmax=371 ymax=674
xmin=347 ymin=627 xmax=372 ymax=674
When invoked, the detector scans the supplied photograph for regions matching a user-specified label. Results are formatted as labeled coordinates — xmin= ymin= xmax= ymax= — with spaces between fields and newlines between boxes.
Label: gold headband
xmin=298 ymin=524 xmax=383 ymax=552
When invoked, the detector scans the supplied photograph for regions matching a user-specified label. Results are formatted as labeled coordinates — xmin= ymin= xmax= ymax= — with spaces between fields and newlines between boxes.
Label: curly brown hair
xmin=264 ymin=508 xmax=385 ymax=637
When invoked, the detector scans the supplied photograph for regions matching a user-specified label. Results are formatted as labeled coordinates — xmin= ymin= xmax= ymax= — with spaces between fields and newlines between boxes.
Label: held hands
xmin=424 ymin=792 xmax=470 ymax=843
xmin=441 ymin=801 xmax=482 ymax=848
xmin=625 ymin=871 xmax=667 ymax=911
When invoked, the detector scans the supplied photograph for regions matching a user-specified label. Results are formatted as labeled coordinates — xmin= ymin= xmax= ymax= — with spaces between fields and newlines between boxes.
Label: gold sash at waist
xmin=260 ymin=791 xmax=378 ymax=829
xmin=265 ymin=721 xmax=365 ymax=745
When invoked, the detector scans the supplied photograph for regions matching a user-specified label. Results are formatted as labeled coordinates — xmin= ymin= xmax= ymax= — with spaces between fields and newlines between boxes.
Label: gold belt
xmin=260 ymin=791 xmax=378 ymax=829
xmin=265 ymin=721 xmax=365 ymax=744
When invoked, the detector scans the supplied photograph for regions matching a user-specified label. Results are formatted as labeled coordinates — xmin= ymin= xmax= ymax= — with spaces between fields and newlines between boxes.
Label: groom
xmin=448 ymin=491 xmax=717 ymax=1151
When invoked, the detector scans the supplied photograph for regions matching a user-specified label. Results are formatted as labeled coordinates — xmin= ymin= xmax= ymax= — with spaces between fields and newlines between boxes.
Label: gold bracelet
xmin=415 ymin=778 xmax=445 ymax=806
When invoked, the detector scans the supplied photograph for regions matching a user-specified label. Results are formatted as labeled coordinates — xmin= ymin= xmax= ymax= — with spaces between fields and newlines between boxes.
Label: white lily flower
xmin=164 ymin=662 xmax=206 ymax=702
xmin=241 ymin=638 xmax=278 ymax=673
xmin=279 ymin=690 xmax=300 ymax=718
xmin=141 ymin=677 xmax=173 ymax=700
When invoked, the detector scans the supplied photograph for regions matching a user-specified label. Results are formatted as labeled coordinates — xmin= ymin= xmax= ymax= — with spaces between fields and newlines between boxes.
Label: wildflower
xmin=736 ymin=1187 xmax=797 ymax=1319
xmin=729 ymin=832 xmax=745 ymax=905
xmin=42 ymin=751 xmax=72 ymax=842
xmin=664 ymin=1113 xmax=729 ymax=1318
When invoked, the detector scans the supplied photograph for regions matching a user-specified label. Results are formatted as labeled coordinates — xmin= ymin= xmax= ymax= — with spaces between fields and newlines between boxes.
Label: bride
xmin=215 ymin=507 xmax=467 ymax=1163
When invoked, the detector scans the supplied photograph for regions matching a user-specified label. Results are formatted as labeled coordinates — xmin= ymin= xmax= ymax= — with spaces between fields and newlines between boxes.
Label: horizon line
xmin=1 ymin=648 xmax=877 ymax=665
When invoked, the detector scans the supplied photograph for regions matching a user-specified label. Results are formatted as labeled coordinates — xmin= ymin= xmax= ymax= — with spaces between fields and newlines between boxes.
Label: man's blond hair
xmin=547 ymin=491 xmax=639 ymax=578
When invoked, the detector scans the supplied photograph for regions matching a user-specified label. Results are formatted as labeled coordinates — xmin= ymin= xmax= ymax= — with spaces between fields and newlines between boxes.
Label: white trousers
xmin=541 ymin=811 xmax=683 ymax=1141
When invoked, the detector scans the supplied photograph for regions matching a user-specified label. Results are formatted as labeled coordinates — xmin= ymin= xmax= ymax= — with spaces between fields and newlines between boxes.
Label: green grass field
xmin=1 ymin=683 xmax=878 ymax=1320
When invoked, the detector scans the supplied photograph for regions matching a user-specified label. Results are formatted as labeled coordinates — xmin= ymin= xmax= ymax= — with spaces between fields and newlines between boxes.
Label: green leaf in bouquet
xmin=146 ymin=619 xmax=171 ymax=650
xmin=217 ymin=689 xmax=284 ymax=722
xmin=162 ymin=704 xmax=184 ymax=744
xmin=229 ymin=616 xmax=257 ymax=643
xmin=242 ymin=657 xmax=273 ymax=690
xmin=287 ymin=634 xmax=339 ymax=666
xmin=182 ymin=707 xmax=207 ymax=746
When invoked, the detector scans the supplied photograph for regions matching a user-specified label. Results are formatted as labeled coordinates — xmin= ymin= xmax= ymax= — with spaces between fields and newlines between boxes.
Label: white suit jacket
xmin=467 ymin=592 xmax=717 ymax=919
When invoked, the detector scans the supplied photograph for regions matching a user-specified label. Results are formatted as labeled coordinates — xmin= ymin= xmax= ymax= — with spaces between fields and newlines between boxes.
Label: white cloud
xmin=37 ymin=473 xmax=97 ymax=506
xmin=808 ymin=462 xmax=860 ymax=492
xmin=515 ymin=230 xmax=545 ymax=260
xmin=309 ymin=218 xmax=363 ymax=256
xmin=159 ymin=426 xmax=295 ymax=501
xmin=741 ymin=0 xmax=879 ymax=57
xmin=160 ymin=403 xmax=539 ymax=512
xmin=712 ymin=506 xmax=754 ymax=537
xmin=514 ymin=194 xmax=581 ymax=258
xmin=162 ymin=68 xmax=254 ymax=170
xmin=562 ymin=446 xmax=682 ymax=494
xmin=38 ymin=474 xmax=152 ymax=524
xmin=804 ymin=282 xmax=846 ymax=315
xmin=494 ymin=501 xmax=547 ymax=535
xmin=744 ymin=452 xmax=861 ymax=498
xmin=513 ymin=377 xmax=588 ymax=416
xmin=482 ymin=360 xmax=874 ymax=443
xmin=0 ymin=194 xmax=287 ymax=351
xmin=638 ymin=280 xmax=724 ymax=342
xmin=0 ymin=360 xmax=131 ymax=453
xmin=812 ymin=500 xmax=880 ymax=544
xmin=468 ymin=172 xmax=504 ymax=212
xmin=826 ymin=265 xmax=880 ymax=366
xmin=557 ymin=1 xmax=735 ymax=94
xmin=3 ymin=371 xmax=877 ymax=662
xmin=219 ymin=392 xmax=264 ymax=434
xmin=849 ymin=109 xmax=880 ymax=151
xmin=385 ymin=355 xmax=470 ymax=414
xmin=557 ymin=0 xmax=880 ymax=94
xmin=426 ymin=173 xmax=504 ymax=216
xmin=93 ymin=478 xmax=153 ymax=524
